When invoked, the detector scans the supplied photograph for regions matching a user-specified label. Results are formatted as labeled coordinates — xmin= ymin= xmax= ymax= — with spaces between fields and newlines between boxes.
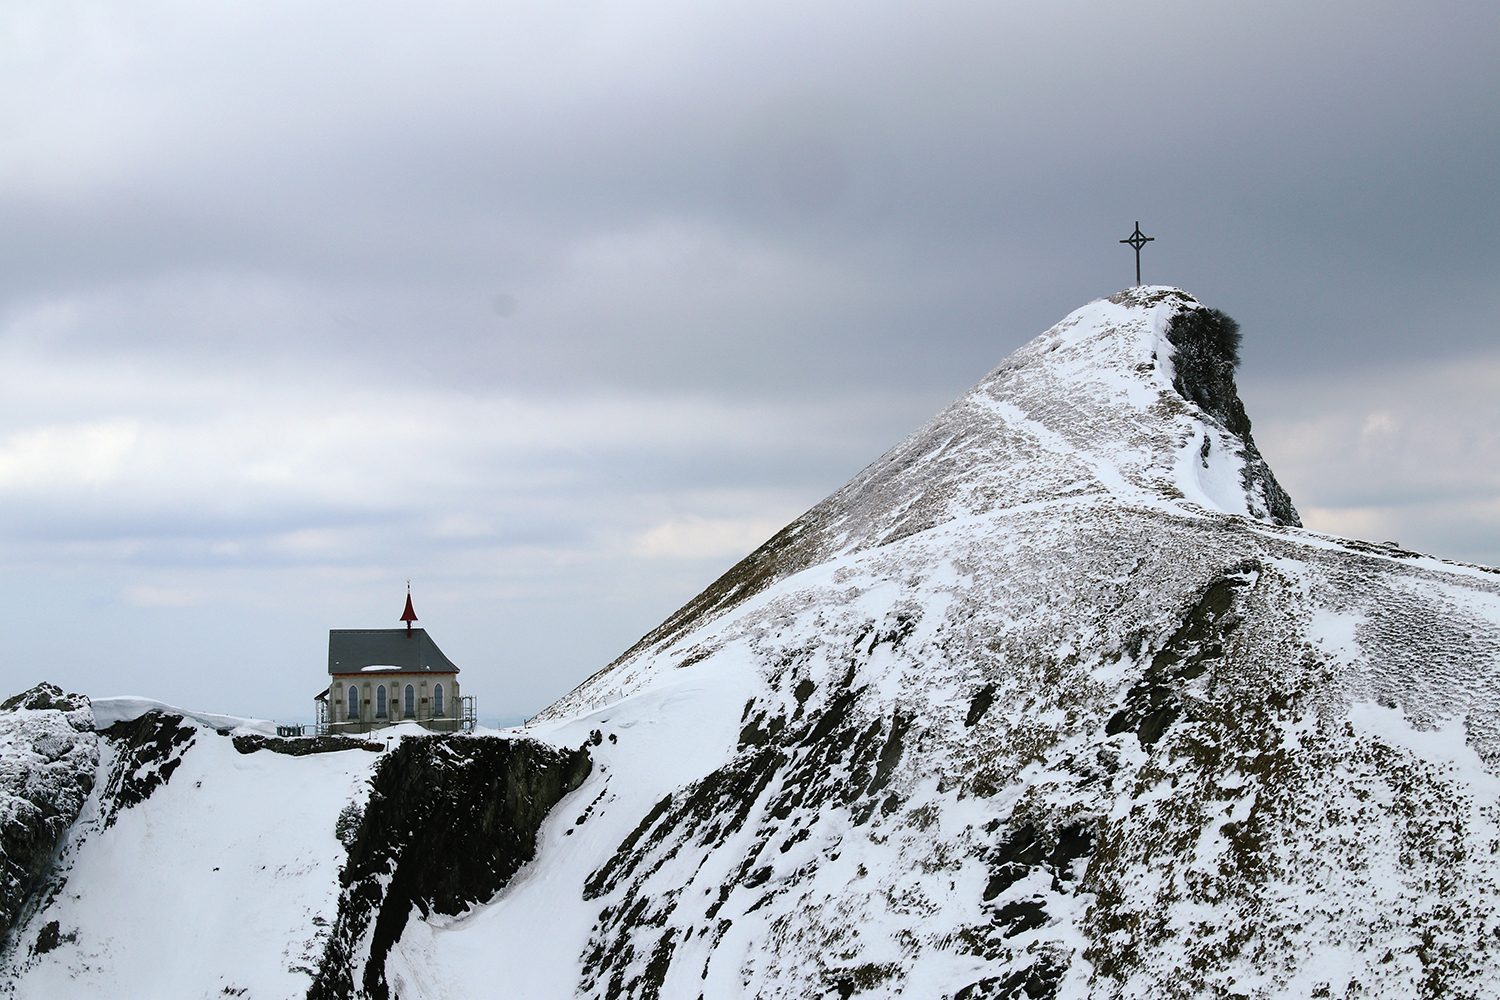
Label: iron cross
xmin=1119 ymin=222 xmax=1154 ymax=286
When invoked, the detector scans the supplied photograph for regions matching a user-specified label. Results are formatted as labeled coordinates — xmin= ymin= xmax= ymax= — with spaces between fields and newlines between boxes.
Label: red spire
xmin=401 ymin=583 xmax=417 ymax=633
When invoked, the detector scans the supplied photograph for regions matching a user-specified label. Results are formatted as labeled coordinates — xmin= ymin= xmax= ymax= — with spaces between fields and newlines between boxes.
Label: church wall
xmin=325 ymin=673 xmax=461 ymax=734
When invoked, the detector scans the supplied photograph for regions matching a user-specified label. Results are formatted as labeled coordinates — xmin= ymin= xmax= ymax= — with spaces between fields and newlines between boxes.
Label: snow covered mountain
xmin=5 ymin=287 xmax=1500 ymax=1000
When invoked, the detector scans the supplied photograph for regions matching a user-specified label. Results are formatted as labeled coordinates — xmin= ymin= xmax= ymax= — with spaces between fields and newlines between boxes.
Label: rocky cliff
xmin=0 ymin=684 xmax=96 ymax=948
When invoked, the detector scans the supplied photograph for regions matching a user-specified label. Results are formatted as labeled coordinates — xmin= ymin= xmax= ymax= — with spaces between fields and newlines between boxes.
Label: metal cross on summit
xmin=1119 ymin=222 xmax=1154 ymax=286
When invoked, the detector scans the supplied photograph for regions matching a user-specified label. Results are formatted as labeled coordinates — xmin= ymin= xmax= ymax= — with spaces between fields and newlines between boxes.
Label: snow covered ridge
xmin=0 ymin=685 xmax=276 ymax=953
xmin=88 ymin=695 xmax=277 ymax=735
xmin=0 ymin=688 xmax=590 ymax=1000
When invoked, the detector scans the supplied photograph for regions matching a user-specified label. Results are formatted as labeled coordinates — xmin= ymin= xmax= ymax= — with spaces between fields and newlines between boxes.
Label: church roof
xmin=327 ymin=628 xmax=460 ymax=675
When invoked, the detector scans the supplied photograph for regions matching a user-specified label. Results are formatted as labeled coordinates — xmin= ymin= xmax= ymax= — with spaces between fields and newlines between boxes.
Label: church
xmin=314 ymin=591 xmax=471 ymax=734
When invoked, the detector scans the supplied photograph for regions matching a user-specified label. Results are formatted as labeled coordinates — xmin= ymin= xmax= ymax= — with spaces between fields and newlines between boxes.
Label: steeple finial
xmin=400 ymin=580 xmax=417 ymax=634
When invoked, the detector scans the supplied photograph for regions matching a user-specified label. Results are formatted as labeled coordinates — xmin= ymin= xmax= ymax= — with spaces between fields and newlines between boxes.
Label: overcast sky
xmin=2 ymin=0 xmax=1497 ymax=723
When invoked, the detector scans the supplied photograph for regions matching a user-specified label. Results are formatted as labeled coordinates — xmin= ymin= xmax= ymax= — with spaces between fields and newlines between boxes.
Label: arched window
xmin=404 ymin=685 xmax=415 ymax=718
xmin=433 ymin=683 xmax=444 ymax=717
xmin=376 ymin=685 xmax=387 ymax=718
xmin=347 ymin=685 xmax=359 ymax=721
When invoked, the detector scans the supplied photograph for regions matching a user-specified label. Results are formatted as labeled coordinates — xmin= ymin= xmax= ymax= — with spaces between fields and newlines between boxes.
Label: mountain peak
xmin=515 ymin=291 xmax=1500 ymax=1000
xmin=1014 ymin=285 xmax=1297 ymax=526
xmin=831 ymin=284 xmax=1300 ymax=543
xmin=575 ymin=289 xmax=1299 ymax=680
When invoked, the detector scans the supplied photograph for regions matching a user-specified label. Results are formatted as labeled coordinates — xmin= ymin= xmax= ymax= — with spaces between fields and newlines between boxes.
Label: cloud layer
xmin=1 ymin=0 xmax=1497 ymax=719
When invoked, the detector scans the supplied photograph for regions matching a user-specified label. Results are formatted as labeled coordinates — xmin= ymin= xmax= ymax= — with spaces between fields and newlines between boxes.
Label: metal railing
xmin=310 ymin=694 xmax=477 ymax=734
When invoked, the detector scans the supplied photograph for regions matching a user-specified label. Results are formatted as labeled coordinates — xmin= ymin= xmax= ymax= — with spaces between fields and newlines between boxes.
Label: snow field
xmin=7 ymin=720 xmax=375 ymax=998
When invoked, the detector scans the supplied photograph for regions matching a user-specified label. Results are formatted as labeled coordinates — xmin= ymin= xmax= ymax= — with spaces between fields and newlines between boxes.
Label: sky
xmin=2 ymin=0 xmax=1497 ymax=724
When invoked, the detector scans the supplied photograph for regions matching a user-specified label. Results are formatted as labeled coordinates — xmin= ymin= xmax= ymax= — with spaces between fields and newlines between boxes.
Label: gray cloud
xmin=1 ymin=0 xmax=1496 ymax=718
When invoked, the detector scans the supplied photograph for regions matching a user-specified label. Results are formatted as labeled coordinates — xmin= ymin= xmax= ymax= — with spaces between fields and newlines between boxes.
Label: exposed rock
xmin=1162 ymin=304 xmax=1299 ymax=527
xmin=0 ymin=686 xmax=90 ymax=716
xmin=310 ymin=735 xmax=592 ymax=1000
xmin=0 ymin=684 xmax=97 ymax=947
xmin=578 ymin=659 xmax=912 ymax=1000
xmin=231 ymin=733 xmax=383 ymax=757
xmin=96 ymin=713 xmax=197 ymax=827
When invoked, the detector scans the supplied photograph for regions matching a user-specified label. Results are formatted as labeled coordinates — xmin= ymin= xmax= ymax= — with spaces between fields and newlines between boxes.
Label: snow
xmin=485 ymin=288 xmax=1500 ymax=998
xmin=1348 ymin=699 xmax=1500 ymax=795
xmin=404 ymin=655 xmax=758 ymax=998
xmin=4 ymin=721 xmax=375 ymax=998
xmin=88 ymin=696 xmax=278 ymax=735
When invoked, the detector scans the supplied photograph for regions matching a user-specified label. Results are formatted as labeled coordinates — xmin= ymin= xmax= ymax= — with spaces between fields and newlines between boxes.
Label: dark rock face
xmin=29 ymin=918 xmax=72 ymax=956
xmin=1164 ymin=307 xmax=1300 ymax=528
xmin=0 ymin=684 xmax=96 ymax=948
xmin=0 ymin=685 xmax=90 ymax=715
xmin=309 ymin=736 xmax=592 ymax=1000
xmin=945 ymin=818 xmax=1092 ymax=1000
xmin=231 ymin=733 xmax=383 ymax=757
xmin=951 ymin=954 xmax=1067 ymax=1000
xmin=1163 ymin=307 xmax=1244 ymax=433
xmin=97 ymin=713 xmax=197 ymax=827
xmin=1106 ymin=567 xmax=1258 ymax=746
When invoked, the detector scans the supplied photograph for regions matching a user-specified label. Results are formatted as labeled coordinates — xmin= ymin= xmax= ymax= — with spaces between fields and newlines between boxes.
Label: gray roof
xmin=327 ymin=628 xmax=460 ymax=675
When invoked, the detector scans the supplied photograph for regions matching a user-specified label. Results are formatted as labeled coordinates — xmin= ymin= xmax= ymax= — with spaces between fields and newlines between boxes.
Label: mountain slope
xmin=501 ymin=287 xmax=1500 ymax=1000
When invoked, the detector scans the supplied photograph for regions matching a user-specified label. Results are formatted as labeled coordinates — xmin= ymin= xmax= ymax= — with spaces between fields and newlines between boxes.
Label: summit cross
xmin=1119 ymin=222 xmax=1154 ymax=286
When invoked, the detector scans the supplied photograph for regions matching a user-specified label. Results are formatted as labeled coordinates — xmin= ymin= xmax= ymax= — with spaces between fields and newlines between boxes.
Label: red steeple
xmin=400 ymin=582 xmax=417 ymax=633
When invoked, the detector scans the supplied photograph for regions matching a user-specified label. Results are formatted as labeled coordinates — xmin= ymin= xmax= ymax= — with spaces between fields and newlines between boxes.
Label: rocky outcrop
xmin=310 ymin=735 xmax=592 ymax=1000
xmin=1161 ymin=304 xmax=1299 ymax=527
xmin=231 ymin=733 xmax=383 ymax=757
xmin=95 ymin=712 xmax=198 ymax=828
xmin=0 ymin=684 xmax=97 ymax=947
xmin=579 ymin=663 xmax=912 ymax=1000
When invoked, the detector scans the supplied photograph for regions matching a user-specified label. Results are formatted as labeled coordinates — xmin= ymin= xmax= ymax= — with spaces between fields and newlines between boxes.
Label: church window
xmin=434 ymin=683 xmax=444 ymax=717
xmin=347 ymin=685 xmax=359 ymax=721
xmin=376 ymin=685 xmax=387 ymax=718
xmin=405 ymin=685 xmax=415 ymax=718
